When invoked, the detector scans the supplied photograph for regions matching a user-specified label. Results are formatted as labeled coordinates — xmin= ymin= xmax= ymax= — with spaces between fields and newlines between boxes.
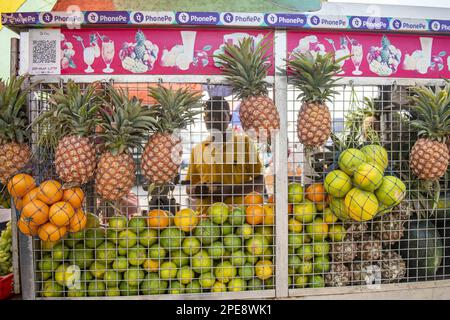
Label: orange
xmin=267 ymin=195 xmax=274 ymax=204
xmin=21 ymin=199 xmax=50 ymax=226
xmin=62 ymin=187 xmax=84 ymax=209
xmin=305 ymin=183 xmax=326 ymax=203
xmin=244 ymin=192 xmax=264 ymax=205
xmin=7 ymin=174 xmax=36 ymax=198
xmin=13 ymin=197 xmax=24 ymax=211
xmin=288 ymin=204 xmax=293 ymax=214
xmin=245 ymin=205 xmax=264 ymax=225
xmin=49 ymin=201 xmax=75 ymax=227
xmin=174 ymin=208 xmax=199 ymax=232
xmin=263 ymin=204 xmax=275 ymax=225
xmin=67 ymin=208 xmax=87 ymax=233
xmin=17 ymin=216 xmax=39 ymax=236
xmin=22 ymin=187 xmax=40 ymax=207
xmin=38 ymin=222 xmax=67 ymax=242
xmin=147 ymin=209 xmax=170 ymax=229
xmin=37 ymin=180 xmax=63 ymax=205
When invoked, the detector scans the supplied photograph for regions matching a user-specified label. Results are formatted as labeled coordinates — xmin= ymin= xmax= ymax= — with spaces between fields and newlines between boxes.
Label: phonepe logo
xmin=87 ymin=12 xmax=99 ymax=23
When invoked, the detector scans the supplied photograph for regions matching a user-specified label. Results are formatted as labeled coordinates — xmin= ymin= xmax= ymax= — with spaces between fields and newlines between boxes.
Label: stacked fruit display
xmin=0 ymin=222 xmax=12 ymax=276
xmin=9 ymin=174 xmax=87 ymax=242
xmin=324 ymin=144 xmax=406 ymax=222
xmin=37 ymin=193 xmax=275 ymax=297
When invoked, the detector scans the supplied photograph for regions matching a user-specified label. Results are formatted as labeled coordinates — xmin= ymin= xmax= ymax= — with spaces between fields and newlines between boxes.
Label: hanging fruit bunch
xmin=214 ymin=36 xmax=280 ymax=139
xmin=408 ymin=84 xmax=450 ymax=181
xmin=288 ymin=52 xmax=347 ymax=147
xmin=9 ymin=173 xmax=87 ymax=242
xmin=141 ymin=85 xmax=202 ymax=186
xmin=33 ymin=81 xmax=101 ymax=187
xmin=95 ymin=85 xmax=156 ymax=201
xmin=0 ymin=75 xmax=36 ymax=185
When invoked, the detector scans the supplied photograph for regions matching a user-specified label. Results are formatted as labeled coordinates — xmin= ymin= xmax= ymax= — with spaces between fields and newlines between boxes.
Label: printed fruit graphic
xmin=306 ymin=218 xmax=329 ymax=241
xmin=147 ymin=209 xmax=170 ymax=229
xmin=21 ymin=199 xmax=49 ymax=227
xmin=338 ymin=148 xmax=366 ymax=176
xmin=38 ymin=222 xmax=67 ymax=242
xmin=7 ymin=174 xmax=36 ymax=198
xmin=37 ymin=180 xmax=63 ymax=205
xmin=375 ymin=176 xmax=406 ymax=207
xmin=324 ymin=170 xmax=352 ymax=198
xmin=361 ymin=144 xmax=388 ymax=171
xmin=49 ymin=202 xmax=75 ymax=227
xmin=208 ymin=203 xmax=229 ymax=225
xmin=245 ymin=205 xmax=264 ymax=225
xmin=305 ymin=183 xmax=325 ymax=203
xmin=345 ymin=188 xmax=379 ymax=221
xmin=255 ymin=260 xmax=273 ymax=280
xmin=174 ymin=208 xmax=199 ymax=232
xmin=292 ymin=200 xmax=316 ymax=223
xmin=329 ymin=197 xmax=350 ymax=221
xmin=353 ymin=163 xmax=384 ymax=192
xmin=61 ymin=187 xmax=84 ymax=209
xmin=288 ymin=183 xmax=304 ymax=203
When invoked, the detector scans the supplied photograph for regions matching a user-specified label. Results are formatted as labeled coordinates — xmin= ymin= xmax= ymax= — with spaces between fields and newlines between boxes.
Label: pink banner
xmin=287 ymin=30 xmax=450 ymax=78
xmin=61 ymin=28 xmax=274 ymax=75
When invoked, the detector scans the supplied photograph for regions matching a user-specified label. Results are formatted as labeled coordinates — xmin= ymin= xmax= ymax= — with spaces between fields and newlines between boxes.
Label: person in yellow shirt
xmin=185 ymin=97 xmax=264 ymax=213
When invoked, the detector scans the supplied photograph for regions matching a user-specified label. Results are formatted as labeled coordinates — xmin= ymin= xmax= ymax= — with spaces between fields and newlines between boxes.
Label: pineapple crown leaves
xmin=408 ymin=84 xmax=450 ymax=141
xmin=100 ymin=85 xmax=157 ymax=156
xmin=214 ymin=35 xmax=272 ymax=100
xmin=34 ymin=80 xmax=102 ymax=148
xmin=0 ymin=74 xmax=37 ymax=144
xmin=148 ymin=85 xmax=203 ymax=134
xmin=287 ymin=51 xmax=347 ymax=103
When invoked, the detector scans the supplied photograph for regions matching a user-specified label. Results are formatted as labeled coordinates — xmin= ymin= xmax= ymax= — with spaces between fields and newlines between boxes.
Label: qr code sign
xmin=32 ymin=40 xmax=57 ymax=64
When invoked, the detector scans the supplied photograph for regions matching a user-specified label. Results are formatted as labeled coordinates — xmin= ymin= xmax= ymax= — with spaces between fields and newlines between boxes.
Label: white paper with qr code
xmin=29 ymin=29 xmax=61 ymax=75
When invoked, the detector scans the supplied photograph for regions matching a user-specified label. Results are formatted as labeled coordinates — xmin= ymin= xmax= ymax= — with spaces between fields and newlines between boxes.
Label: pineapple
xmin=96 ymin=85 xmax=155 ymax=201
xmin=34 ymin=81 xmax=100 ymax=186
xmin=381 ymin=251 xmax=406 ymax=283
xmin=141 ymin=85 xmax=202 ymax=185
xmin=288 ymin=52 xmax=346 ymax=147
xmin=409 ymin=84 xmax=450 ymax=180
xmin=135 ymin=30 xmax=146 ymax=61
xmin=351 ymin=261 xmax=382 ymax=286
xmin=344 ymin=222 xmax=368 ymax=241
xmin=0 ymin=75 xmax=34 ymax=184
xmin=214 ymin=37 xmax=280 ymax=138
xmin=325 ymin=264 xmax=351 ymax=287
xmin=331 ymin=241 xmax=357 ymax=263
xmin=373 ymin=204 xmax=410 ymax=246
xmin=356 ymin=235 xmax=383 ymax=261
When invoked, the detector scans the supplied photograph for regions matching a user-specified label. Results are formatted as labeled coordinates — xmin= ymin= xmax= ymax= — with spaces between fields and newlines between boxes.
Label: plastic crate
xmin=0 ymin=274 xmax=13 ymax=300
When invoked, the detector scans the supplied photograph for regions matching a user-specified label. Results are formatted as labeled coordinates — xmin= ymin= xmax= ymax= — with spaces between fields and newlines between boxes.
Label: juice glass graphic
xmin=351 ymin=44 xmax=363 ymax=75
xmin=83 ymin=46 xmax=95 ymax=73
xmin=180 ymin=31 xmax=197 ymax=63
xmin=102 ymin=40 xmax=115 ymax=73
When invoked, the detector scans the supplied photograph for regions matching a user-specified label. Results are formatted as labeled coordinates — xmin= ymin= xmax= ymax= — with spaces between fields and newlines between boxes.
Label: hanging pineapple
xmin=96 ymin=85 xmax=155 ymax=201
xmin=141 ymin=85 xmax=202 ymax=185
xmin=0 ymin=75 xmax=35 ymax=184
xmin=288 ymin=52 xmax=346 ymax=147
xmin=409 ymin=84 xmax=450 ymax=180
xmin=34 ymin=81 xmax=101 ymax=186
xmin=214 ymin=36 xmax=280 ymax=138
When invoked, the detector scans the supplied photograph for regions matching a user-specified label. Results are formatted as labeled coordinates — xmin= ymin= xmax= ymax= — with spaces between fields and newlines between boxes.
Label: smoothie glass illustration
xmin=177 ymin=31 xmax=197 ymax=70
xmin=102 ymin=40 xmax=115 ymax=73
xmin=351 ymin=43 xmax=363 ymax=75
xmin=83 ymin=46 xmax=95 ymax=73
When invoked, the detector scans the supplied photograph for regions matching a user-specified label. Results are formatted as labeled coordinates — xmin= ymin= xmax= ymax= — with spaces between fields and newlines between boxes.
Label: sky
xmin=329 ymin=0 xmax=450 ymax=8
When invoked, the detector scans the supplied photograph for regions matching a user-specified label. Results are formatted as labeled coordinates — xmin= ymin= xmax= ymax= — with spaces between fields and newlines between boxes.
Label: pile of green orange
xmin=38 ymin=199 xmax=275 ymax=297
xmin=287 ymin=182 xmax=346 ymax=288
xmin=324 ymin=144 xmax=406 ymax=222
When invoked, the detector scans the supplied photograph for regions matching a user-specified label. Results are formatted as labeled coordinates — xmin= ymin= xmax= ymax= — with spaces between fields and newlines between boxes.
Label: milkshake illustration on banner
xmin=73 ymin=34 xmax=100 ymax=73
xmin=290 ymin=35 xmax=326 ymax=59
xmin=347 ymin=37 xmax=363 ymax=75
xmin=325 ymin=37 xmax=350 ymax=74
xmin=213 ymin=33 xmax=265 ymax=67
xmin=161 ymin=31 xmax=197 ymax=71
xmin=119 ymin=30 xmax=159 ymax=73
xmin=98 ymin=33 xmax=115 ymax=73
xmin=403 ymin=37 xmax=434 ymax=74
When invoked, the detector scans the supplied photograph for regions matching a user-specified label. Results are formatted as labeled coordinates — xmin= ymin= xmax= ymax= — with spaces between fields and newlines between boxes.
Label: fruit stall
xmin=2 ymin=2 xmax=450 ymax=299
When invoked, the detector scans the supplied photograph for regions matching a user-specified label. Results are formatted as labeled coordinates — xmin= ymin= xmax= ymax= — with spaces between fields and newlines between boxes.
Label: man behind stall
xmin=185 ymin=97 xmax=264 ymax=213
